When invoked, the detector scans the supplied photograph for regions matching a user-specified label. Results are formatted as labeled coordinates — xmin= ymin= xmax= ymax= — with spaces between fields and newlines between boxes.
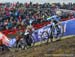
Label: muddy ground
xmin=0 ymin=36 xmax=75 ymax=57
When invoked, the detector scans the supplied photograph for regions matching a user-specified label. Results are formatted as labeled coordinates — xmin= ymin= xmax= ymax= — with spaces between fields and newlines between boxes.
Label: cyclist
xmin=24 ymin=25 xmax=34 ymax=47
xmin=49 ymin=10 xmax=64 ymax=40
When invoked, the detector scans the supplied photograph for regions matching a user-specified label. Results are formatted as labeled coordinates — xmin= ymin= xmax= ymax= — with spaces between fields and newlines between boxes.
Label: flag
xmin=0 ymin=32 xmax=9 ymax=46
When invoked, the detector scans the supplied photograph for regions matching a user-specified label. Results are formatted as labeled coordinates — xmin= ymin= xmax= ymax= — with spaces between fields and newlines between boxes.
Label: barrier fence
xmin=8 ymin=19 xmax=75 ymax=47
xmin=31 ymin=19 xmax=75 ymax=42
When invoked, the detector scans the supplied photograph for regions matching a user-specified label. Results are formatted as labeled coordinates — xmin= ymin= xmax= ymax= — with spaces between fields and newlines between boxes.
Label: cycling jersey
xmin=47 ymin=15 xmax=61 ymax=22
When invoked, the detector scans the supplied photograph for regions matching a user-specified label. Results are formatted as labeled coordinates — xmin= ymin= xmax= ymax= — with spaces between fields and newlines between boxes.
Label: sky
xmin=0 ymin=0 xmax=75 ymax=4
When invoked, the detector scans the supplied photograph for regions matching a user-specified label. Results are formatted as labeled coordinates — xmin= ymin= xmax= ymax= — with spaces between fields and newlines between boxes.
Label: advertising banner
xmin=32 ymin=19 xmax=75 ymax=42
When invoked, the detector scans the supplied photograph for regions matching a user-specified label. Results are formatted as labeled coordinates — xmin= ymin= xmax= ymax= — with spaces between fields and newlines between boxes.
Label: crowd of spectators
xmin=0 ymin=2 xmax=75 ymax=32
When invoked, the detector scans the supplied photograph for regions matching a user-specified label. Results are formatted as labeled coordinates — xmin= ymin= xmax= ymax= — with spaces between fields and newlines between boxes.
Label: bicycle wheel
xmin=54 ymin=25 xmax=64 ymax=40
xmin=41 ymin=31 xmax=49 ymax=44
xmin=29 ymin=34 xmax=35 ymax=47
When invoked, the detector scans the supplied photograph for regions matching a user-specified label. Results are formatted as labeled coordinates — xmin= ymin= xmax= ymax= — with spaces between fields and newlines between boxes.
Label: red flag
xmin=0 ymin=32 xmax=9 ymax=46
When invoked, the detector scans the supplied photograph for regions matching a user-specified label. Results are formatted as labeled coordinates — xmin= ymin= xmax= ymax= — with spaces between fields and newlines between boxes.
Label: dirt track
xmin=0 ymin=36 xmax=75 ymax=57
